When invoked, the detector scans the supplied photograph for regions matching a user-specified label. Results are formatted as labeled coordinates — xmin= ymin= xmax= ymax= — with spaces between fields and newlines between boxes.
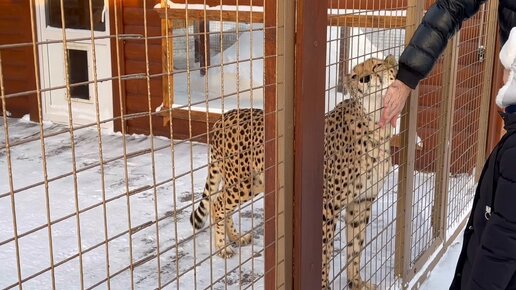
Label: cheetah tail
xmin=190 ymin=197 xmax=209 ymax=230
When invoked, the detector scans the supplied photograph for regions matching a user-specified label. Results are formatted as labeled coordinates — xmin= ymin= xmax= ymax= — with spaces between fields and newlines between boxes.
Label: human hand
xmin=379 ymin=79 xmax=412 ymax=128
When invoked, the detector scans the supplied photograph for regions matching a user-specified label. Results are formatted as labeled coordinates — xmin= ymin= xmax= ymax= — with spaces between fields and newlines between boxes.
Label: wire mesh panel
xmin=399 ymin=1 xmax=499 ymax=287
xmin=323 ymin=0 xmax=499 ymax=289
xmin=0 ymin=0 xmax=289 ymax=289
xmin=445 ymin=6 xmax=491 ymax=231
xmin=409 ymin=1 xmax=495 ymax=263
xmin=323 ymin=1 xmax=410 ymax=289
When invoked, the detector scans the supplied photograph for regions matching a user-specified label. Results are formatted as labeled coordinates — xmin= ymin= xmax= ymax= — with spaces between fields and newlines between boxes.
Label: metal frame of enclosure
xmin=0 ymin=0 xmax=502 ymax=289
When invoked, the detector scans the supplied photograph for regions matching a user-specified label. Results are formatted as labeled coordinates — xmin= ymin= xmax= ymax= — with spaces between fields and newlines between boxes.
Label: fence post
xmin=337 ymin=26 xmax=350 ymax=94
xmin=394 ymin=0 xmax=424 ymax=286
xmin=476 ymin=1 xmax=500 ymax=180
xmin=264 ymin=0 xmax=279 ymax=288
xmin=292 ymin=0 xmax=327 ymax=289
xmin=275 ymin=0 xmax=296 ymax=288
xmin=433 ymin=33 xmax=459 ymax=245
xmin=158 ymin=1 xmax=174 ymax=126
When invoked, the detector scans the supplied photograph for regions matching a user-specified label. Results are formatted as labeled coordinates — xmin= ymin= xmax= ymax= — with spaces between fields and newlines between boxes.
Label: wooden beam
xmin=156 ymin=8 xmax=406 ymax=29
xmin=328 ymin=14 xmax=406 ymax=28
xmin=164 ymin=0 xmax=434 ymax=10
xmin=157 ymin=107 xmax=221 ymax=123
xmin=171 ymin=0 xmax=264 ymax=7
xmin=155 ymin=8 xmax=264 ymax=23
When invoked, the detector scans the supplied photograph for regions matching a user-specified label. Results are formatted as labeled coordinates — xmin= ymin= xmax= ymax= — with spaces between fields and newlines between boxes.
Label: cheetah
xmin=190 ymin=55 xmax=397 ymax=290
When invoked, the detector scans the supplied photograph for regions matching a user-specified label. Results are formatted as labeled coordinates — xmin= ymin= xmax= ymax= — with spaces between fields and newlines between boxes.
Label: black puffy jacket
xmin=397 ymin=0 xmax=516 ymax=89
xmin=450 ymin=109 xmax=516 ymax=290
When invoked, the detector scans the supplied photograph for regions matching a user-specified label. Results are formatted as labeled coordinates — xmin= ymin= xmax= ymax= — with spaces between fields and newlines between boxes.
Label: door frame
xmin=35 ymin=0 xmax=114 ymax=130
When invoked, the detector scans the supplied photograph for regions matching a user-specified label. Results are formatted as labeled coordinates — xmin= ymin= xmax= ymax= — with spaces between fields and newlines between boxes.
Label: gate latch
xmin=478 ymin=45 xmax=486 ymax=62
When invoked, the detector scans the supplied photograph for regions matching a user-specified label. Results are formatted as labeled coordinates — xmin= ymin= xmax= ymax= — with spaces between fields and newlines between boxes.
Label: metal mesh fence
xmin=324 ymin=2 xmax=409 ymax=289
xmin=407 ymin=2 xmax=494 ymax=268
xmin=172 ymin=21 xmax=252 ymax=69
xmin=0 ymin=0 xmax=285 ymax=289
xmin=402 ymin=2 xmax=499 ymax=287
xmin=323 ymin=1 xmax=498 ymax=289
xmin=0 ymin=0 xmax=501 ymax=289
xmin=445 ymin=8 xmax=489 ymax=231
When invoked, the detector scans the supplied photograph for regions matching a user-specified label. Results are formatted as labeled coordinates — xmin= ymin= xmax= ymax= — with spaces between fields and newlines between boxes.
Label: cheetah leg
xmin=322 ymin=203 xmax=338 ymax=290
xmin=212 ymin=180 xmax=253 ymax=258
xmin=225 ymin=217 xmax=253 ymax=246
xmin=345 ymin=199 xmax=377 ymax=290
xmin=225 ymin=172 xmax=263 ymax=247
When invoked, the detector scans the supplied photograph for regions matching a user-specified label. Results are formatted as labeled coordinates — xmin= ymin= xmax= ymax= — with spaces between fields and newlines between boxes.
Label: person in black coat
xmin=449 ymin=115 xmax=516 ymax=288
xmin=449 ymin=27 xmax=516 ymax=289
xmin=375 ymin=0 xmax=516 ymax=289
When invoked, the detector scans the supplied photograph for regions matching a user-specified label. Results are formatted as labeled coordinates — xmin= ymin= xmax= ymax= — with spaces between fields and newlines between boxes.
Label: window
xmin=68 ymin=49 xmax=90 ymax=100
xmin=47 ymin=0 xmax=105 ymax=31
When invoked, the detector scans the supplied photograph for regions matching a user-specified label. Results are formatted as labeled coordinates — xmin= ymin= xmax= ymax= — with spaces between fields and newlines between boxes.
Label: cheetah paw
xmin=217 ymin=245 xmax=235 ymax=259
xmin=348 ymin=279 xmax=377 ymax=290
xmin=237 ymin=233 xmax=253 ymax=246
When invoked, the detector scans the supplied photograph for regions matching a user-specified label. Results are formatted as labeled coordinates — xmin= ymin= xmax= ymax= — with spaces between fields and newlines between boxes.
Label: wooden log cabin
xmin=0 ymin=0 xmax=503 ymax=174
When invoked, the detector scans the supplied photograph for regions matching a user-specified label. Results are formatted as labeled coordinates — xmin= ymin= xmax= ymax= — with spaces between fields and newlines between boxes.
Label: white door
xmin=37 ymin=0 xmax=113 ymax=129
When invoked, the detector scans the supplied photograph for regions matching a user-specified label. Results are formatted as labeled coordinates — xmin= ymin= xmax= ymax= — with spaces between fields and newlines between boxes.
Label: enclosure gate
xmin=395 ymin=1 xmax=499 ymax=288
xmin=292 ymin=0 xmax=500 ymax=289
xmin=0 ymin=0 xmax=501 ymax=290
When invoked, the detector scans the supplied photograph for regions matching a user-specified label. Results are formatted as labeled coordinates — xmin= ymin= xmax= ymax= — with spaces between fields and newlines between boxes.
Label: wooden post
xmin=394 ymin=0 xmax=424 ymax=285
xmin=199 ymin=20 xmax=210 ymax=76
xmin=477 ymin=1 xmax=500 ymax=180
xmin=337 ymin=26 xmax=350 ymax=94
xmin=292 ymin=0 xmax=327 ymax=289
xmin=264 ymin=0 xmax=278 ymax=288
xmin=275 ymin=0 xmax=295 ymax=288
xmin=159 ymin=1 xmax=174 ymax=126
xmin=433 ymin=33 xmax=459 ymax=241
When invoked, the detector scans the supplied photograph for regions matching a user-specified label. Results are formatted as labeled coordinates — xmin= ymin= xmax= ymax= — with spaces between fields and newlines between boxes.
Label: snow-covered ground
xmin=420 ymin=239 xmax=463 ymax=290
xmin=0 ymin=117 xmax=264 ymax=290
xmin=0 ymin=116 xmax=475 ymax=290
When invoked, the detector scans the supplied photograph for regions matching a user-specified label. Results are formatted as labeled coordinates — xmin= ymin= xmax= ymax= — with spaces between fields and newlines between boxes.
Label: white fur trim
xmin=500 ymin=27 xmax=516 ymax=69
xmin=496 ymin=27 xmax=516 ymax=109
xmin=497 ymin=69 xmax=516 ymax=109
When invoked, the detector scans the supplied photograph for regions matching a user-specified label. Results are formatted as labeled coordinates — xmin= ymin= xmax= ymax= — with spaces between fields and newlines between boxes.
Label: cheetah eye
xmin=372 ymin=64 xmax=381 ymax=71
xmin=351 ymin=74 xmax=357 ymax=80
xmin=359 ymin=75 xmax=371 ymax=83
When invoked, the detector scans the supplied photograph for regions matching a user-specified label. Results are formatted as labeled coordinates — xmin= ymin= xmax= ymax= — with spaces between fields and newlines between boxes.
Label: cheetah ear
xmin=384 ymin=54 xmax=397 ymax=67
xmin=342 ymin=73 xmax=353 ymax=89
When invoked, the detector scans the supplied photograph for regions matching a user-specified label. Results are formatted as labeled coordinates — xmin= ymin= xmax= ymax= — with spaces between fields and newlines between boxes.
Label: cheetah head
xmin=347 ymin=55 xmax=397 ymax=122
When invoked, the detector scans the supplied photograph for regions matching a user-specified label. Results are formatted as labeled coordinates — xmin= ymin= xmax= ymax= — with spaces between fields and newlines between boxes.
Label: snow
xmin=172 ymin=27 xmax=264 ymax=112
xmin=420 ymin=239 xmax=463 ymax=290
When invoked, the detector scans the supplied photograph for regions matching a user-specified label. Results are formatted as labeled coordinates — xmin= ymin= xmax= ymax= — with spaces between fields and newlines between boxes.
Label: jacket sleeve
xmin=396 ymin=0 xmax=486 ymax=89
xmin=499 ymin=0 xmax=516 ymax=45
xmin=468 ymin=146 xmax=516 ymax=290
